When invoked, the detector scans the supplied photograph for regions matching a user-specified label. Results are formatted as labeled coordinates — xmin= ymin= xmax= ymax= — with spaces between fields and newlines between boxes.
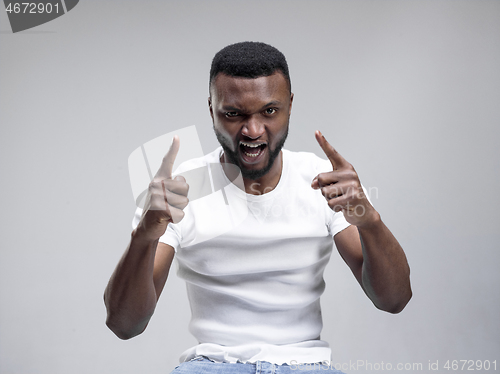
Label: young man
xmin=104 ymin=42 xmax=412 ymax=374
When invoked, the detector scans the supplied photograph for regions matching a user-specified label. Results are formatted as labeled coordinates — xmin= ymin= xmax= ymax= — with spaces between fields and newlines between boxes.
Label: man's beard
xmin=214 ymin=126 xmax=289 ymax=181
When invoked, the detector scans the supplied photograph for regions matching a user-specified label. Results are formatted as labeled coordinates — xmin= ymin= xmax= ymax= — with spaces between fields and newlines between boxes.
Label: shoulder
xmin=172 ymin=147 xmax=222 ymax=175
xmin=283 ymin=149 xmax=332 ymax=178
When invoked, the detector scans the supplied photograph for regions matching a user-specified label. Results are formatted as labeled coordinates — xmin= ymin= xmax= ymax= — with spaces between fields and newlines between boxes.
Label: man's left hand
xmin=311 ymin=130 xmax=379 ymax=228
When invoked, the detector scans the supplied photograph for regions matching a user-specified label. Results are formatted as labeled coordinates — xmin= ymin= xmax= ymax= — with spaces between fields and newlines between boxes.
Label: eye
xmin=224 ymin=111 xmax=239 ymax=118
xmin=264 ymin=108 xmax=277 ymax=115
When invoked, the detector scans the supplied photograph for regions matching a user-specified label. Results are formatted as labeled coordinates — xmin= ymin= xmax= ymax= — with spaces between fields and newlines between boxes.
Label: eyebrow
xmin=263 ymin=100 xmax=282 ymax=108
xmin=221 ymin=101 xmax=282 ymax=112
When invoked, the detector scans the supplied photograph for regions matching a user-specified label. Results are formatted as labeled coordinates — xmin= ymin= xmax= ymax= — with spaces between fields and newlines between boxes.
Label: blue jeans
xmin=170 ymin=356 xmax=347 ymax=374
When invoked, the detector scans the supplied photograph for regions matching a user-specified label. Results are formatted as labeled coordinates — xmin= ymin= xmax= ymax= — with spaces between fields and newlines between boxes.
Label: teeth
xmin=240 ymin=141 xmax=265 ymax=159
xmin=244 ymin=149 xmax=262 ymax=157
xmin=240 ymin=142 xmax=263 ymax=148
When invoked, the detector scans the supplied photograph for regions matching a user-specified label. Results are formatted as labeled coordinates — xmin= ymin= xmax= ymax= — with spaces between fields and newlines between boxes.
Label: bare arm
xmin=104 ymin=240 xmax=175 ymax=339
xmin=312 ymin=130 xmax=411 ymax=313
xmin=104 ymin=136 xmax=189 ymax=339
xmin=334 ymin=222 xmax=411 ymax=313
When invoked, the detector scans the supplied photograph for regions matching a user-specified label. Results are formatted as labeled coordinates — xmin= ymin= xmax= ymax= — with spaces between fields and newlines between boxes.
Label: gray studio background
xmin=1 ymin=1 xmax=499 ymax=373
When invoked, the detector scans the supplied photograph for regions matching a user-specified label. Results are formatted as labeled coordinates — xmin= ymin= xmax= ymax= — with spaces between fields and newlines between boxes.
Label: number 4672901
xmin=5 ymin=3 xmax=61 ymax=14
xmin=444 ymin=360 xmax=496 ymax=371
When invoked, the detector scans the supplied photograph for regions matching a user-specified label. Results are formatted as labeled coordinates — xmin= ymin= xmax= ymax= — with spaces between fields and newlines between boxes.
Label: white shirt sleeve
xmin=131 ymin=207 xmax=181 ymax=252
xmin=326 ymin=185 xmax=374 ymax=238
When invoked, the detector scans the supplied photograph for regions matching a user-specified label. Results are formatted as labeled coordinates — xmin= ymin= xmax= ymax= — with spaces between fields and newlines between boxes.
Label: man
xmin=104 ymin=42 xmax=412 ymax=374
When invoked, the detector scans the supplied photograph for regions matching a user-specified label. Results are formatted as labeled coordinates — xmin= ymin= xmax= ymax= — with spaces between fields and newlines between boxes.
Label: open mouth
xmin=239 ymin=141 xmax=267 ymax=159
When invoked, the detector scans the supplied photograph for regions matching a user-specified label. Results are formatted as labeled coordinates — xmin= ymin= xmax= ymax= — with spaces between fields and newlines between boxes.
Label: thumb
xmin=311 ymin=176 xmax=320 ymax=190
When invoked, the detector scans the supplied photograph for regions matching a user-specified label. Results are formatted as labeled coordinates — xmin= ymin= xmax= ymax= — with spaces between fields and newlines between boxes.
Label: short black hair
xmin=209 ymin=41 xmax=291 ymax=93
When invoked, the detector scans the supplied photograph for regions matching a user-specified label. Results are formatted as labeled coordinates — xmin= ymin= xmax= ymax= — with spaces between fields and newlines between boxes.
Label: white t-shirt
xmin=133 ymin=147 xmax=351 ymax=364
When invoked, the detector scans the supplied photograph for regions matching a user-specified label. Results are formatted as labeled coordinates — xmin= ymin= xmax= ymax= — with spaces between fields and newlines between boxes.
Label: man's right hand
xmin=136 ymin=135 xmax=189 ymax=241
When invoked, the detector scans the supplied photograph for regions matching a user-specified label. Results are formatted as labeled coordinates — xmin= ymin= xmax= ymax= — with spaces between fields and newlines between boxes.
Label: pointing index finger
xmin=315 ymin=130 xmax=347 ymax=170
xmin=155 ymin=135 xmax=180 ymax=179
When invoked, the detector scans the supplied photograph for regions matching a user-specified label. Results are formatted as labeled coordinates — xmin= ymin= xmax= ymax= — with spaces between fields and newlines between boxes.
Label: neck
xmin=221 ymin=151 xmax=283 ymax=196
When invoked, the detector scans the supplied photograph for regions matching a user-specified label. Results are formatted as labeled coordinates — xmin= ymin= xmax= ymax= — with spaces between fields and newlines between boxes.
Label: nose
xmin=241 ymin=115 xmax=265 ymax=140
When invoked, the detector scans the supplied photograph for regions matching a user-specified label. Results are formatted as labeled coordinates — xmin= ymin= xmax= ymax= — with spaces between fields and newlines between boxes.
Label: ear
xmin=288 ymin=93 xmax=294 ymax=115
xmin=208 ymin=97 xmax=214 ymax=121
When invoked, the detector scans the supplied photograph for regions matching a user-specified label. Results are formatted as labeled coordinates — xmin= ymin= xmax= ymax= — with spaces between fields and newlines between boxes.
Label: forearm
xmin=358 ymin=215 xmax=412 ymax=313
xmin=104 ymin=230 xmax=159 ymax=339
